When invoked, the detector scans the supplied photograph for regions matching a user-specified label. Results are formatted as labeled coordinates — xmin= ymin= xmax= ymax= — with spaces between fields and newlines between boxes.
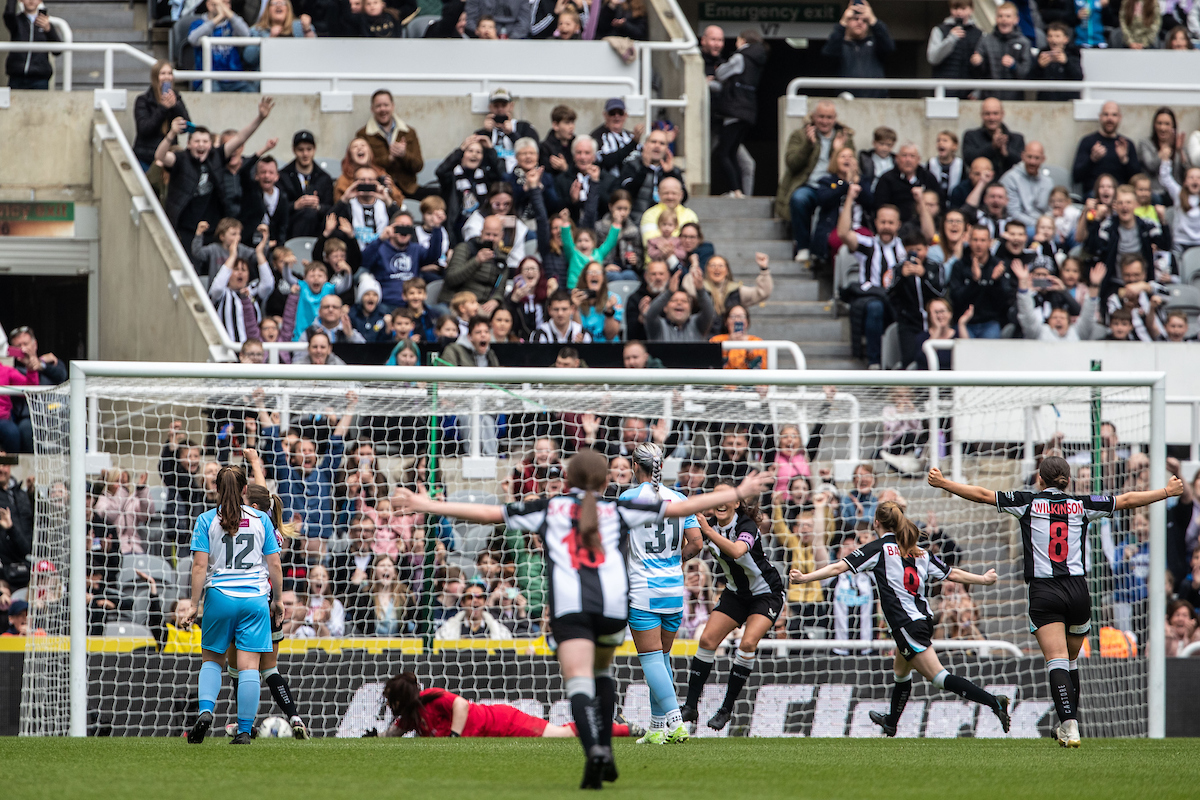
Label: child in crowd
xmin=927 ymin=130 xmax=962 ymax=201
xmin=595 ymin=189 xmax=643 ymax=281
xmin=287 ymin=261 xmax=337 ymax=341
xmin=402 ymin=278 xmax=441 ymax=341
xmin=1031 ymin=22 xmax=1083 ymax=101
xmin=416 ymin=196 xmax=451 ymax=269
xmin=560 ymin=215 xmax=620 ymax=289
xmin=1058 ymin=256 xmax=1088 ymax=312
xmin=390 ymin=308 xmax=417 ymax=341
xmin=1074 ymin=0 xmax=1106 ymax=48
xmin=555 ymin=8 xmax=581 ymax=38
xmin=262 ymin=244 xmax=297 ymax=317
xmin=1165 ymin=310 xmax=1194 ymax=342
xmin=858 ymin=126 xmax=897 ymax=192
xmin=1105 ymin=308 xmax=1138 ymax=341
xmin=448 ymin=291 xmax=479 ymax=337
xmin=1131 ymin=173 xmax=1165 ymax=226
xmin=321 ymin=238 xmax=357 ymax=305
xmin=475 ymin=15 xmax=498 ymax=38
xmin=350 ymin=274 xmax=393 ymax=343
xmin=361 ymin=0 xmax=400 ymax=37
xmin=1049 ymin=185 xmax=1080 ymax=248
xmin=1031 ymin=214 xmax=1060 ymax=263
xmin=192 ymin=218 xmax=255 ymax=277
xmin=434 ymin=314 xmax=461 ymax=345
xmin=645 ymin=208 xmax=686 ymax=263
xmin=927 ymin=0 xmax=981 ymax=92
xmin=969 ymin=3 xmax=1031 ymax=99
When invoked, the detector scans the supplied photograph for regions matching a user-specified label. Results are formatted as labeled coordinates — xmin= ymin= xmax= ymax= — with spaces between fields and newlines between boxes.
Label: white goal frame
xmin=61 ymin=361 xmax=1169 ymax=737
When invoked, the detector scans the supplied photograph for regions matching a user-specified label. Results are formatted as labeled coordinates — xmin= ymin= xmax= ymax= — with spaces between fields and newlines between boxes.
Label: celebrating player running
xmin=791 ymin=501 xmax=1011 ymax=735
xmin=928 ymin=458 xmax=1182 ymax=747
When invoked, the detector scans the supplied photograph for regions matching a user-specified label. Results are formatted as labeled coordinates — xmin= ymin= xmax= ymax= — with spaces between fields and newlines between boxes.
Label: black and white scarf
xmin=350 ymin=197 xmax=390 ymax=246
xmin=215 ymin=289 xmax=260 ymax=343
xmin=860 ymin=236 xmax=905 ymax=289
xmin=453 ymin=164 xmax=487 ymax=213
xmin=926 ymin=156 xmax=962 ymax=197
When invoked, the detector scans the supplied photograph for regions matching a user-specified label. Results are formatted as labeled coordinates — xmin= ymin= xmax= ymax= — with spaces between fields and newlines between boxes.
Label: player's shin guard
xmin=236 ymin=669 xmax=261 ymax=735
xmin=1046 ymin=658 xmax=1075 ymax=722
xmin=889 ymin=672 xmax=913 ymax=725
xmin=721 ymin=650 xmax=754 ymax=712
xmin=595 ymin=666 xmax=617 ymax=749
xmin=198 ymin=660 xmax=222 ymax=715
xmin=263 ymin=667 xmax=298 ymax=719
xmin=1068 ymin=659 xmax=1081 ymax=718
xmin=566 ymin=675 xmax=599 ymax=754
xmin=684 ymin=647 xmax=715 ymax=708
xmin=934 ymin=669 xmax=999 ymax=711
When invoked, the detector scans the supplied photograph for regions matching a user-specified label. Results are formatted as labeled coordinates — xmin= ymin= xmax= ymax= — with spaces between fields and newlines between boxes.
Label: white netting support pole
xmin=68 ymin=364 xmax=88 ymax=737
xmin=1148 ymin=376 xmax=1167 ymax=738
xmin=1021 ymin=406 xmax=1036 ymax=478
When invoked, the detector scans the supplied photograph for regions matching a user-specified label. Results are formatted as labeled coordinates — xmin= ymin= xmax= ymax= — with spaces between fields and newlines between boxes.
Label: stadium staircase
xmin=52 ymin=0 xmax=160 ymax=89
xmin=688 ymin=196 xmax=856 ymax=370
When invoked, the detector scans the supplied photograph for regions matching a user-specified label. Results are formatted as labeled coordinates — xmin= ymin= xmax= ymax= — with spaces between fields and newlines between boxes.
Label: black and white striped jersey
xmin=708 ymin=512 xmax=785 ymax=600
xmin=503 ymin=492 xmax=664 ymax=620
xmin=844 ymin=534 xmax=952 ymax=628
xmin=996 ymin=488 xmax=1115 ymax=581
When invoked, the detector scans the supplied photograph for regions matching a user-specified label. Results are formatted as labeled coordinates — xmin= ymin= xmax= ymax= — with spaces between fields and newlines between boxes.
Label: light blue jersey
xmin=620 ymin=483 xmax=699 ymax=613
xmin=190 ymin=505 xmax=280 ymax=599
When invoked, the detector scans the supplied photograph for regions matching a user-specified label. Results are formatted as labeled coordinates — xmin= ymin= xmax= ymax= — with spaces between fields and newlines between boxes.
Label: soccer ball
xmin=258 ymin=716 xmax=294 ymax=738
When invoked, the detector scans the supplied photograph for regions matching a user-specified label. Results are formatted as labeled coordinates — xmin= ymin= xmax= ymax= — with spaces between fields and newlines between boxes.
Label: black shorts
xmin=713 ymin=592 xmax=784 ymax=626
xmin=548 ymin=613 xmax=627 ymax=649
xmin=892 ymin=619 xmax=934 ymax=661
xmin=1028 ymin=576 xmax=1091 ymax=635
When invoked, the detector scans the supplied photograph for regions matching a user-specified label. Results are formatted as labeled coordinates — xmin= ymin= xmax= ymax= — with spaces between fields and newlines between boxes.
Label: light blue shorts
xmin=201 ymin=587 xmax=272 ymax=653
xmin=628 ymin=607 xmax=683 ymax=633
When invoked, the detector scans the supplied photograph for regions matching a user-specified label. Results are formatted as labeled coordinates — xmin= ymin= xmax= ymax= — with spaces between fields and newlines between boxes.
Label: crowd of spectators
xmin=776 ymin=96 xmax=1200 ymax=368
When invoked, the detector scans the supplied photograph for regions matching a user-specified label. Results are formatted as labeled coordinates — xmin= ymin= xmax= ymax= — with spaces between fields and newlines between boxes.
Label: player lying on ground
xmin=179 ymin=465 xmax=283 ymax=745
xmin=396 ymin=451 xmax=770 ymax=790
xmin=791 ymin=500 xmax=1012 ymax=735
xmin=620 ymin=443 xmax=701 ymax=744
xmin=928 ymin=458 xmax=1182 ymax=747
xmin=681 ymin=478 xmax=786 ymax=732
xmin=221 ymin=470 xmax=309 ymax=739
xmin=381 ymin=672 xmax=641 ymax=738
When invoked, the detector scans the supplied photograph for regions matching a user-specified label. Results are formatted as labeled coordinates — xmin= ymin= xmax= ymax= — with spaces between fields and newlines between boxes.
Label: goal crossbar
xmin=61 ymin=362 xmax=1169 ymax=738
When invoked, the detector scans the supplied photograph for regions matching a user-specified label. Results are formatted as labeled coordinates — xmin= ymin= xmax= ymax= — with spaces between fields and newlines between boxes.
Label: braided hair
xmin=632 ymin=442 xmax=665 ymax=493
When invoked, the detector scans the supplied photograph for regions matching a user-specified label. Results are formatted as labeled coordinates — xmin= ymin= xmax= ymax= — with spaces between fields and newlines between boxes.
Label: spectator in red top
xmin=0 ymin=351 xmax=40 ymax=453
xmin=505 ymin=437 xmax=560 ymax=499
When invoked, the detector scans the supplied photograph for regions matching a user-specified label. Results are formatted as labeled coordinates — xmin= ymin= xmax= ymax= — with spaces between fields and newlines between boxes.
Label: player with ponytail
xmin=396 ymin=450 xmax=770 ymax=789
xmin=791 ymin=500 xmax=1011 ymax=738
xmin=929 ymin=456 xmax=1183 ymax=747
xmin=181 ymin=465 xmax=284 ymax=746
xmin=222 ymin=483 xmax=308 ymax=739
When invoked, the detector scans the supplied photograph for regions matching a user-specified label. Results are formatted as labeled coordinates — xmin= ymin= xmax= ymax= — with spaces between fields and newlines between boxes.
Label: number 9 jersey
xmin=619 ymin=482 xmax=700 ymax=615
xmin=996 ymin=488 xmax=1115 ymax=581
xmin=190 ymin=505 xmax=281 ymax=598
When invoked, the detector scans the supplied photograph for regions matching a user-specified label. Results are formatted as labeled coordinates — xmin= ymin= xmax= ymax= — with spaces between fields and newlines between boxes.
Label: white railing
xmin=95 ymin=100 xmax=243 ymax=362
xmin=785 ymin=75 xmax=1200 ymax=100
xmin=756 ymin=638 xmax=1023 ymax=658
xmin=720 ymin=339 xmax=806 ymax=371
xmin=0 ymin=40 xmax=155 ymax=95
xmin=1179 ymin=641 xmax=1200 ymax=658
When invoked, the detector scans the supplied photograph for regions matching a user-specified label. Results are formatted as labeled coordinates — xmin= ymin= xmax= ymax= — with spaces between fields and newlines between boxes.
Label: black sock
xmin=685 ymin=653 xmax=714 ymax=708
xmin=1047 ymin=662 xmax=1075 ymax=722
xmin=1069 ymin=666 xmax=1081 ymax=719
xmin=595 ymin=675 xmax=616 ymax=749
xmin=720 ymin=662 xmax=748 ymax=710
xmin=265 ymin=671 xmax=298 ymax=719
xmin=889 ymin=675 xmax=912 ymax=725
xmin=570 ymin=693 xmax=599 ymax=753
xmin=943 ymin=673 xmax=999 ymax=711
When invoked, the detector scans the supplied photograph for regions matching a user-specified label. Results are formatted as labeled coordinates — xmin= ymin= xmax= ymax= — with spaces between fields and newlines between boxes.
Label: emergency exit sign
xmin=699 ymin=1 xmax=839 ymax=37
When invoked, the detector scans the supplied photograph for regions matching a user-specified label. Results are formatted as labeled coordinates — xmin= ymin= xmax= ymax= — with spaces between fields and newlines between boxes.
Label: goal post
xmin=29 ymin=362 xmax=1169 ymax=737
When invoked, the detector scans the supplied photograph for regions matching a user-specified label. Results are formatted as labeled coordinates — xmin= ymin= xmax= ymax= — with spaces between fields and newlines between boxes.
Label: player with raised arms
xmin=396 ymin=450 xmax=770 ymax=790
xmin=680 ymin=477 xmax=786 ymax=732
xmin=619 ymin=443 xmax=701 ymax=745
xmin=220 ymin=471 xmax=309 ymax=739
xmin=790 ymin=500 xmax=1012 ymax=736
xmin=179 ymin=465 xmax=283 ymax=745
xmin=928 ymin=457 xmax=1183 ymax=747
xmin=379 ymin=672 xmax=640 ymax=739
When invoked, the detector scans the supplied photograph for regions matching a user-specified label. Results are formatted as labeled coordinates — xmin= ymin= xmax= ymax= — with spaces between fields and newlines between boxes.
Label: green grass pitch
xmin=1 ymin=737 xmax=1196 ymax=799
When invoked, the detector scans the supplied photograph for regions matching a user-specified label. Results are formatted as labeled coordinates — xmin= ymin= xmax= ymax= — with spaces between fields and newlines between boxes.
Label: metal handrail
xmin=96 ymin=100 xmax=243 ymax=362
xmin=0 ymin=41 xmax=155 ymax=91
xmin=1178 ymin=641 xmax=1200 ymax=658
xmin=786 ymin=75 xmax=1200 ymax=100
xmin=47 ymin=17 xmax=73 ymax=92
xmin=756 ymin=638 xmax=1024 ymax=658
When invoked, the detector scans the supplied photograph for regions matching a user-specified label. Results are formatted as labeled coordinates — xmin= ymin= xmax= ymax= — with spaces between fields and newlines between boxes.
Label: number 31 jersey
xmin=996 ymin=488 xmax=1115 ymax=581
xmin=619 ymin=483 xmax=700 ymax=614
xmin=190 ymin=505 xmax=280 ymax=598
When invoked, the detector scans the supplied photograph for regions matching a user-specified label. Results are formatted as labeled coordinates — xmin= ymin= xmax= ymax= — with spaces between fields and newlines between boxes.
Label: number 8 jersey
xmin=619 ymin=482 xmax=700 ymax=615
xmin=996 ymin=488 xmax=1115 ymax=581
xmin=190 ymin=505 xmax=280 ymax=598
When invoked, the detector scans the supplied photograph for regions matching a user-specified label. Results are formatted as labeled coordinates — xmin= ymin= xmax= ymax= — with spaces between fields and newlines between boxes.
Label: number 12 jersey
xmin=995 ymin=488 xmax=1115 ymax=581
xmin=190 ymin=505 xmax=280 ymax=598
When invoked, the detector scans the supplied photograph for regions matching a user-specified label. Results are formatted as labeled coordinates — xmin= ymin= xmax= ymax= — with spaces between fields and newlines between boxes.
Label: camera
xmin=358 ymin=181 xmax=379 ymax=193
xmin=492 ymin=113 xmax=509 ymax=125
xmin=1032 ymin=277 xmax=1052 ymax=289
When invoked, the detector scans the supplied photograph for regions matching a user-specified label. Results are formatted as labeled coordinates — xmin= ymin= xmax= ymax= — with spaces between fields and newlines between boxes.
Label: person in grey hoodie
xmin=999 ymin=141 xmax=1053 ymax=229
xmin=969 ymin=2 xmax=1031 ymax=101
xmin=645 ymin=262 xmax=714 ymax=342
xmin=1014 ymin=258 xmax=1102 ymax=342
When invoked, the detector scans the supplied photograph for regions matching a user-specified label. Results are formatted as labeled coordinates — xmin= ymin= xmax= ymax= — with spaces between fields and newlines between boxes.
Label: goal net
xmin=18 ymin=368 xmax=1161 ymax=738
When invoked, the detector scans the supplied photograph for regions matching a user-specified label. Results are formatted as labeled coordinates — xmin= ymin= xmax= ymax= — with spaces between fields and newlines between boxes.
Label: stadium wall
xmin=777 ymin=99 xmax=1200 ymax=192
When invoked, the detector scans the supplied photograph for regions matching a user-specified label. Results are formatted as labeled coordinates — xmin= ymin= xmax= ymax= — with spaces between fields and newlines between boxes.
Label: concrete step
xmin=794 ymin=340 xmax=854 ymax=356
xmin=805 ymin=357 xmax=863 ymax=371
xmin=709 ymin=239 xmax=792 ymax=261
xmin=688 ymin=196 xmax=774 ymax=218
xmin=753 ymin=299 xmax=834 ymax=319
xmin=754 ymin=317 xmax=847 ymax=341
xmin=695 ymin=217 xmax=786 ymax=241
xmin=737 ymin=279 xmax=820 ymax=302
xmin=71 ymin=28 xmax=151 ymax=43
xmin=52 ymin=3 xmax=137 ymax=27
